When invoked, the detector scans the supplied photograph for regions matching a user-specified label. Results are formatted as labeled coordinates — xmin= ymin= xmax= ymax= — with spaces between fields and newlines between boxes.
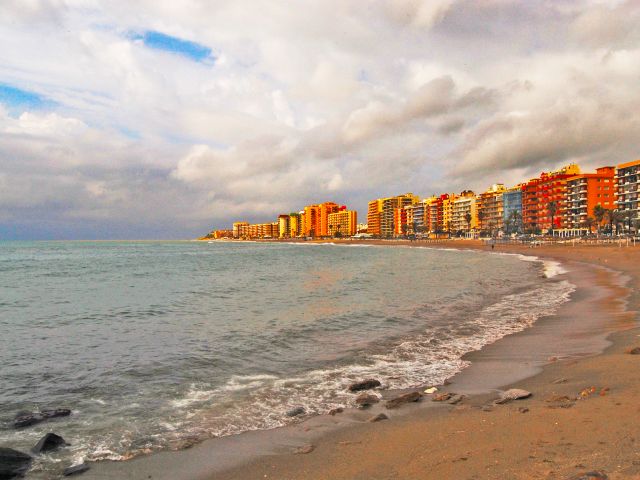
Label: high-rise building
xmin=522 ymin=164 xmax=581 ymax=233
xmin=451 ymin=191 xmax=477 ymax=234
xmin=502 ymin=186 xmax=523 ymax=234
xmin=477 ymin=184 xmax=506 ymax=234
xmin=615 ymin=159 xmax=640 ymax=233
xmin=303 ymin=202 xmax=340 ymax=237
xmin=393 ymin=207 xmax=408 ymax=236
xmin=277 ymin=215 xmax=290 ymax=238
xmin=328 ymin=208 xmax=357 ymax=236
xmin=367 ymin=199 xmax=383 ymax=237
xmin=289 ymin=212 xmax=302 ymax=238
xmin=233 ymin=222 xmax=249 ymax=239
xmin=367 ymin=194 xmax=418 ymax=238
xmin=565 ymin=166 xmax=616 ymax=230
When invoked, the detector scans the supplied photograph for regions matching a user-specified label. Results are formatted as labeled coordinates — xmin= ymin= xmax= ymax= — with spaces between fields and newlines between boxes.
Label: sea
xmin=0 ymin=241 xmax=574 ymax=477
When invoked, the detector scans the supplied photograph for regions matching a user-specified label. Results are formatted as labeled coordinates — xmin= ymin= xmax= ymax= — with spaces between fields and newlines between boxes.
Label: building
xmin=565 ymin=166 xmax=616 ymax=230
xmin=451 ymin=191 xmax=477 ymax=235
xmin=502 ymin=186 xmax=523 ymax=234
xmin=278 ymin=214 xmax=290 ymax=238
xmin=303 ymin=202 xmax=340 ymax=237
xmin=367 ymin=199 xmax=383 ymax=236
xmin=616 ymin=159 xmax=640 ymax=233
xmin=328 ymin=208 xmax=358 ymax=237
xmin=441 ymin=193 xmax=458 ymax=233
xmin=367 ymin=193 xmax=418 ymax=238
xmin=393 ymin=207 xmax=408 ymax=236
xmin=522 ymin=164 xmax=581 ymax=233
xmin=233 ymin=222 xmax=249 ymax=239
xmin=289 ymin=212 xmax=302 ymax=238
xmin=477 ymin=184 xmax=506 ymax=234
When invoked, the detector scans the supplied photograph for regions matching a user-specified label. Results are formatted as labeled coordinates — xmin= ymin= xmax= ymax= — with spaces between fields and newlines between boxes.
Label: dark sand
xmin=82 ymin=241 xmax=640 ymax=480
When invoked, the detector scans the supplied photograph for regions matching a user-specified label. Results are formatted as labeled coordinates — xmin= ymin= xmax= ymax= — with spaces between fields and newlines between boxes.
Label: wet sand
xmin=83 ymin=241 xmax=640 ymax=480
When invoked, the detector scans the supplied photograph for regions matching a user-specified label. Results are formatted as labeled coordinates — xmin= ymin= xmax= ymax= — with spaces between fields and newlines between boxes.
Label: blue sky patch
xmin=0 ymin=84 xmax=54 ymax=112
xmin=132 ymin=31 xmax=213 ymax=63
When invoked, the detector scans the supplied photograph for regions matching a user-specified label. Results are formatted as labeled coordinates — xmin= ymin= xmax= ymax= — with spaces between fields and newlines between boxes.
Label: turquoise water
xmin=0 ymin=241 xmax=573 ymax=477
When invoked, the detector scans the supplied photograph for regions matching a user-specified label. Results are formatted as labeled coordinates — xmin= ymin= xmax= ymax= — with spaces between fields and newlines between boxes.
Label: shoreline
xmin=79 ymin=241 xmax=640 ymax=480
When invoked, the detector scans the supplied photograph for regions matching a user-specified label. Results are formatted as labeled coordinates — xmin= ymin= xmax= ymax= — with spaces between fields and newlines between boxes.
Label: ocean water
xmin=0 ymin=241 xmax=574 ymax=477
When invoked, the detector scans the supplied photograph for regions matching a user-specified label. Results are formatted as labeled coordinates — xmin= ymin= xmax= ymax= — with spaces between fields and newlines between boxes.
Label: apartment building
xmin=477 ymin=184 xmax=506 ymax=234
xmin=615 ymin=159 xmax=640 ymax=233
xmin=328 ymin=208 xmax=357 ymax=236
xmin=565 ymin=166 xmax=616 ymax=230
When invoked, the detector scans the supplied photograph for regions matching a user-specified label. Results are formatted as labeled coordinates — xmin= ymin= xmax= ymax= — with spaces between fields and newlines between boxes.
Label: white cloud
xmin=0 ymin=0 xmax=638 ymax=238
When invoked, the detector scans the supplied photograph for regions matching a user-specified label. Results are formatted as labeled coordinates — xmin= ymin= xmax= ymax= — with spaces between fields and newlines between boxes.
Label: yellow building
xmin=277 ymin=215 xmax=290 ymax=238
xmin=367 ymin=193 xmax=418 ymax=238
xmin=289 ymin=212 xmax=302 ymax=238
xmin=367 ymin=199 xmax=383 ymax=236
xmin=451 ymin=191 xmax=477 ymax=234
xmin=328 ymin=209 xmax=357 ymax=237
xmin=233 ymin=222 xmax=249 ymax=239
xmin=478 ymin=184 xmax=507 ymax=234
xmin=441 ymin=193 xmax=458 ymax=233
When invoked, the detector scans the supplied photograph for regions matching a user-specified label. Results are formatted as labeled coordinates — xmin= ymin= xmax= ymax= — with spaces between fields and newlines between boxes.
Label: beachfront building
xmin=233 ymin=222 xmax=249 ymax=239
xmin=522 ymin=164 xmax=581 ymax=233
xmin=565 ymin=166 xmax=616 ymax=231
xmin=477 ymin=184 xmax=506 ymax=235
xmin=278 ymin=214 xmax=290 ymax=238
xmin=367 ymin=193 xmax=418 ymax=238
xmin=302 ymin=202 xmax=340 ymax=237
xmin=451 ymin=191 xmax=477 ymax=236
xmin=393 ymin=207 xmax=408 ymax=236
xmin=441 ymin=193 xmax=458 ymax=234
xmin=367 ymin=199 xmax=382 ymax=237
xmin=289 ymin=212 xmax=302 ymax=238
xmin=328 ymin=208 xmax=357 ymax=237
xmin=502 ymin=186 xmax=523 ymax=234
xmin=616 ymin=159 xmax=640 ymax=234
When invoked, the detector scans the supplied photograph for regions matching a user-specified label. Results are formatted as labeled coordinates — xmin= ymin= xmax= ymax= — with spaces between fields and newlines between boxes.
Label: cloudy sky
xmin=1 ymin=0 xmax=639 ymax=239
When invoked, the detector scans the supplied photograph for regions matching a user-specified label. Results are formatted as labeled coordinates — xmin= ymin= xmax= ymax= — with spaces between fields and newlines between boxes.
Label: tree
xmin=464 ymin=212 xmax=472 ymax=234
xmin=510 ymin=210 xmax=522 ymax=234
xmin=582 ymin=216 xmax=596 ymax=234
xmin=593 ymin=204 xmax=607 ymax=236
xmin=548 ymin=201 xmax=558 ymax=236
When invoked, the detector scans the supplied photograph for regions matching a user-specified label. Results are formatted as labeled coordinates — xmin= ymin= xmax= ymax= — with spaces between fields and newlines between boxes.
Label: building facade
xmin=565 ymin=166 xmax=616 ymax=230
xmin=328 ymin=209 xmax=357 ymax=236
xmin=522 ymin=164 xmax=581 ymax=233
xmin=477 ymin=184 xmax=506 ymax=234
xmin=615 ymin=159 xmax=640 ymax=233
xmin=502 ymin=186 xmax=523 ymax=234
xmin=451 ymin=191 xmax=477 ymax=235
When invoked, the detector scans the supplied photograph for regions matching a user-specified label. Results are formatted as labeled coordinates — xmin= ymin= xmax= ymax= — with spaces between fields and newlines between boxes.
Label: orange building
xmin=565 ymin=166 xmax=616 ymax=229
xmin=367 ymin=199 xmax=382 ymax=236
xmin=522 ymin=164 xmax=581 ymax=233
xmin=393 ymin=207 xmax=408 ymax=236
xmin=303 ymin=202 xmax=340 ymax=237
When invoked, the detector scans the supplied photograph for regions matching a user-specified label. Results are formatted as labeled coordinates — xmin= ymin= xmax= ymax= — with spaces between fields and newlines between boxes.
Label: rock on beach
xmin=286 ymin=406 xmax=306 ymax=417
xmin=355 ymin=393 xmax=380 ymax=408
xmin=13 ymin=409 xmax=71 ymax=429
xmin=63 ymin=464 xmax=90 ymax=477
xmin=385 ymin=391 xmax=422 ymax=409
xmin=348 ymin=379 xmax=381 ymax=392
xmin=32 ymin=433 xmax=68 ymax=454
xmin=494 ymin=389 xmax=532 ymax=404
xmin=0 ymin=447 xmax=32 ymax=479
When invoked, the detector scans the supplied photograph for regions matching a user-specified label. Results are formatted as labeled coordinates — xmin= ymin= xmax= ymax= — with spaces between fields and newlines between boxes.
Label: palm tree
xmin=548 ymin=201 xmax=558 ymax=236
xmin=464 ymin=212 xmax=472 ymax=236
xmin=510 ymin=210 xmax=522 ymax=234
xmin=593 ymin=204 xmax=607 ymax=236
xmin=582 ymin=216 xmax=596 ymax=235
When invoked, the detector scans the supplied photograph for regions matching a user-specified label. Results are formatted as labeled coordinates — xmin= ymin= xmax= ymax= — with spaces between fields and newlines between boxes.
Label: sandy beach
xmin=204 ymin=241 xmax=639 ymax=480
xmin=76 ymin=240 xmax=640 ymax=480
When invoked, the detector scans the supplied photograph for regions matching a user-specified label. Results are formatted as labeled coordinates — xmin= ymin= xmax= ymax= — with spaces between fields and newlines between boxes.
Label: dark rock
xmin=13 ymin=409 xmax=71 ymax=429
xmin=348 ymin=379 xmax=381 ymax=392
xmin=569 ymin=471 xmax=608 ymax=480
xmin=494 ymin=389 xmax=532 ymax=404
xmin=328 ymin=407 xmax=343 ymax=416
xmin=294 ymin=444 xmax=314 ymax=454
xmin=625 ymin=347 xmax=640 ymax=355
xmin=0 ymin=447 xmax=32 ymax=479
xmin=286 ymin=406 xmax=305 ymax=417
xmin=385 ymin=391 xmax=421 ymax=409
xmin=354 ymin=393 xmax=379 ymax=408
xmin=368 ymin=413 xmax=388 ymax=423
xmin=432 ymin=392 xmax=453 ymax=402
xmin=447 ymin=394 xmax=464 ymax=405
xmin=32 ymin=433 xmax=68 ymax=454
xmin=63 ymin=464 xmax=90 ymax=477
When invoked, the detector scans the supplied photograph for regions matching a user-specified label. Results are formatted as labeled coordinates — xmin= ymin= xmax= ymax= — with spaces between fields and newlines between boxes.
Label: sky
xmin=1 ymin=0 xmax=639 ymax=239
